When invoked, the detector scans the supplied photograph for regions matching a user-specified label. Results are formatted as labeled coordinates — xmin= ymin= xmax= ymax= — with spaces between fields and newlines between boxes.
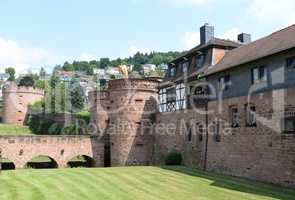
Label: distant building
xmin=106 ymin=67 xmax=121 ymax=77
xmin=0 ymin=73 xmax=9 ymax=82
xmin=143 ymin=64 xmax=156 ymax=74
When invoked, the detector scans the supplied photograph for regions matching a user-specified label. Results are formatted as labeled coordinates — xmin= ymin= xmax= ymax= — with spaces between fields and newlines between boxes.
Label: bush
xmin=165 ymin=151 xmax=182 ymax=166
xmin=28 ymin=115 xmax=61 ymax=135
xmin=75 ymin=111 xmax=90 ymax=124
xmin=48 ymin=123 xmax=63 ymax=135
xmin=62 ymin=124 xmax=76 ymax=135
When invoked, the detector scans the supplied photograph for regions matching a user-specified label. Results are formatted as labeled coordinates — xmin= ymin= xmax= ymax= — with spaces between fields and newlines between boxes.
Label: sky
xmin=0 ymin=0 xmax=294 ymax=74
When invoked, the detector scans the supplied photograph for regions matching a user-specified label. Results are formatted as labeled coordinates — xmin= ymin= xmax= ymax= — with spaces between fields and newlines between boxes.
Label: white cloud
xmin=222 ymin=27 xmax=240 ymax=41
xmin=128 ymin=46 xmax=151 ymax=56
xmin=0 ymin=36 xmax=59 ymax=74
xmin=249 ymin=0 xmax=295 ymax=25
xmin=162 ymin=0 xmax=213 ymax=6
xmin=181 ymin=31 xmax=200 ymax=50
xmin=78 ymin=53 xmax=97 ymax=62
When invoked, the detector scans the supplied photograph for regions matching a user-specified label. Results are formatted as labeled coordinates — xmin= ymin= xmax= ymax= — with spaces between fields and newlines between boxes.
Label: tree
xmin=70 ymin=80 xmax=85 ymax=112
xmin=132 ymin=64 xmax=144 ymax=75
xmin=18 ymin=75 xmax=35 ymax=87
xmin=39 ymin=67 xmax=46 ymax=79
xmin=5 ymin=67 xmax=16 ymax=81
xmin=100 ymin=58 xmax=110 ymax=69
xmin=62 ymin=61 xmax=74 ymax=71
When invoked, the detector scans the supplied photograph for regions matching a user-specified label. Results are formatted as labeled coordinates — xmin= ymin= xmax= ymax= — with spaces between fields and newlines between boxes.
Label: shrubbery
xmin=165 ymin=151 xmax=182 ymax=166
xmin=27 ymin=115 xmax=62 ymax=135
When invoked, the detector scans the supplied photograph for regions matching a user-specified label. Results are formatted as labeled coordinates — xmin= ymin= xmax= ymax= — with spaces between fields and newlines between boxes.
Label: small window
xmin=251 ymin=66 xmax=267 ymax=84
xmin=230 ymin=106 xmax=240 ymax=128
xmin=213 ymin=121 xmax=221 ymax=142
xmin=286 ymin=57 xmax=295 ymax=68
xmin=187 ymin=127 xmax=192 ymax=142
xmin=282 ymin=117 xmax=295 ymax=134
xmin=245 ymin=104 xmax=257 ymax=127
xmin=198 ymin=124 xmax=204 ymax=141
xmin=218 ymin=75 xmax=231 ymax=90
xmin=169 ymin=67 xmax=176 ymax=77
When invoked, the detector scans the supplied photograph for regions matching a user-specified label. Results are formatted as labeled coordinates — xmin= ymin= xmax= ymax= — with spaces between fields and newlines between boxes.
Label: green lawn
xmin=0 ymin=167 xmax=294 ymax=200
xmin=0 ymin=124 xmax=33 ymax=135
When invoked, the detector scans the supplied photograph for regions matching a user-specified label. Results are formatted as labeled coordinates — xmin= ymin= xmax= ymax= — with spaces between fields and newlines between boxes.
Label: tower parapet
xmin=2 ymin=82 xmax=44 ymax=125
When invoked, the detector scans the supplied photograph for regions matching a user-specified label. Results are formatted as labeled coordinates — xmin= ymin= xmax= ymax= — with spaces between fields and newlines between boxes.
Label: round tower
xmin=2 ymin=82 xmax=44 ymax=125
xmin=94 ymin=78 xmax=160 ymax=166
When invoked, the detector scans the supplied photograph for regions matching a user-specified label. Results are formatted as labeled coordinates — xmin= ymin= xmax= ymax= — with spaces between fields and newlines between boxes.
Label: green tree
xmin=5 ymin=67 xmax=16 ymax=81
xmin=18 ymin=75 xmax=36 ymax=87
xmin=100 ymin=58 xmax=110 ymax=69
xmin=70 ymin=80 xmax=84 ymax=112
xmin=62 ymin=61 xmax=74 ymax=71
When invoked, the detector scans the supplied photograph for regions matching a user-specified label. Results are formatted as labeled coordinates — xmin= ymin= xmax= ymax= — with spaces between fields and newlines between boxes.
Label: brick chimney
xmin=238 ymin=33 xmax=251 ymax=44
xmin=200 ymin=23 xmax=214 ymax=45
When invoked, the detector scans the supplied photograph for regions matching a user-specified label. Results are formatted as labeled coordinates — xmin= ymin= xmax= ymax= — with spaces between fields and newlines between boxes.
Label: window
xmin=169 ymin=67 xmax=176 ymax=77
xmin=187 ymin=125 xmax=192 ymax=142
xmin=197 ymin=124 xmax=204 ymax=141
xmin=286 ymin=57 xmax=295 ymax=68
xmin=213 ymin=121 xmax=221 ymax=142
xmin=176 ymin=83 xmax=186 ymax=110
xmin=251 ymin=66 xmax=267 ymax=84
xmin=166 ymin=87 xmax=176 ymax=112
xmin=218 ymin=75 xmax=231 ymax=90
xmin=159 ymin=88 xmax=167 ymax=113
xmin=230 ymin=106 xmax=239 ymax=128
xmin=181 ymin=62 xmax=189 ymax=74
xmin=196 ymin=54 xmax=205 ymax=68
xmin=245 ymin=104 xmax=256 ymax=127
xmin=282 ymin=117 xmax=295 ymax=133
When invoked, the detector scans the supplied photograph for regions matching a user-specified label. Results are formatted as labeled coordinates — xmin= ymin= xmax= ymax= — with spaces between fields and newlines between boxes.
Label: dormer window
xmin=196 ymin=54 xmax=205 ymax=68
xmin=169 ymin=67 xmax=176 ymax=77
xmin=181 ymin=62 xmax=189 ymax=74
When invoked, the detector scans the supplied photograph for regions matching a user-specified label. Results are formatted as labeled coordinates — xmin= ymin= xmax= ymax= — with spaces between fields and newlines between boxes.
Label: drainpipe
xmin=203 ymin=101 xmax=209 ymax=171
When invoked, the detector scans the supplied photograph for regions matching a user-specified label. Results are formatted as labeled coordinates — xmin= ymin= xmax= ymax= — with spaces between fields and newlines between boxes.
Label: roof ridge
xmin=222 ymin=24 xmax=295 ymax=54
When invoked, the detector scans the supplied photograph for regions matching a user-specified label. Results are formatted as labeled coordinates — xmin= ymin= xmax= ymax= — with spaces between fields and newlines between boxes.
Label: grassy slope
xmin=0 ymin=167 xmax=294 ymax=200
xmin=0 ymin=124 xmax=33 ymax=135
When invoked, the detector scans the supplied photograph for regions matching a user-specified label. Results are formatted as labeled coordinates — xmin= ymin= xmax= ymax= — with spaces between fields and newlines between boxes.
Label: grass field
xmin=0 ymin=124 xmax=33 ymax=135
xmin=0 ymin=167 xmax=294 ymax=200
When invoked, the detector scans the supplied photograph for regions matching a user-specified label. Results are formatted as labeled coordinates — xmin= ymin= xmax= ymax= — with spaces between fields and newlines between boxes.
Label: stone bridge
xmin=0 ymin=135 xmax=104 ymax=169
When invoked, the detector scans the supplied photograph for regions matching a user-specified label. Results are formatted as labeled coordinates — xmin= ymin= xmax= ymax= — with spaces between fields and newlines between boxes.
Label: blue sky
xmin=0 ymin=0 xmax=294 ymax=74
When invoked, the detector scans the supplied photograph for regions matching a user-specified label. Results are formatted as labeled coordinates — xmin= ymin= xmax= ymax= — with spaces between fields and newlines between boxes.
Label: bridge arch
xmin=25 ymin=155 xmax=58 ymax=169
xmin=0 ymin=157 xmax=15 ymax=170
xmin=67 ymin=155 xmax=95 ymax=168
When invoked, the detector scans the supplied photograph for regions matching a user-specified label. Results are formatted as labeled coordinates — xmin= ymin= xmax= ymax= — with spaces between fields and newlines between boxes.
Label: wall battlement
xmin=2 ymin=82 xmax=44 ymax=125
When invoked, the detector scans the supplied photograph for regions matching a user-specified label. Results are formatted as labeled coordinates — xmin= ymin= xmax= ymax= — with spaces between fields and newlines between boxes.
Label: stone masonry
xmin=0 ymin=135 xmax=104 ymax=169
xmin=2 ymin=82 xmax=44 ymax=125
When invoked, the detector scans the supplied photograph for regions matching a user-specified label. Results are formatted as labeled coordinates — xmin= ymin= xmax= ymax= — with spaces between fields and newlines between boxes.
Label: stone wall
xmin=91 ymin=78 xmax=160 ymax=167
xmin=2 ymin=82 xmax=44 ymax=125
xmin=154 ymin=109 xmax=206 ymax=168
xmin=0 ymin=135 xmax=104 ymax=169
xmin=206 ymin=88 xmax=295 ymax=187
xmin=154 ymin=88 xmax=295 ymax=187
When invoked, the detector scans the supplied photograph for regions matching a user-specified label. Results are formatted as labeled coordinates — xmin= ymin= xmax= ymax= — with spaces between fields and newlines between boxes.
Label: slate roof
xmin=169 ymin=38 xmax=242 ymax=64
xmin=204 ymin=25 xmax=295 ymax=76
